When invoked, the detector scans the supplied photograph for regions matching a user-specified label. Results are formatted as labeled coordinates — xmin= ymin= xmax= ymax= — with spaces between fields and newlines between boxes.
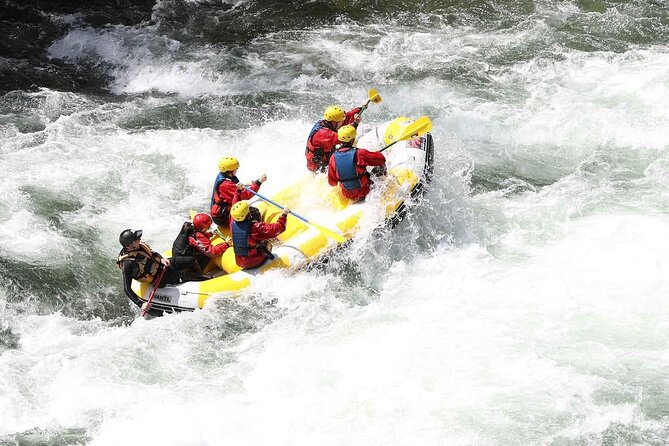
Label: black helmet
xmin=119 ymin=229 xmax=142 ymax=247
xmin=249 ymin=206 xmax=261 ymax=222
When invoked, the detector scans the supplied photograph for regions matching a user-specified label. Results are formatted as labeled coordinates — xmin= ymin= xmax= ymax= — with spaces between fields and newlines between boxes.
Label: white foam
xmin=1 ymin=213 xmax=658 ymax=444
xmin=4 ymin=6 xmax=669 ymax=444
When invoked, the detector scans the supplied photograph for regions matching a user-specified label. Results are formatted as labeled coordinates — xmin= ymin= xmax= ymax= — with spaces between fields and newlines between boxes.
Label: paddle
xmin=139 ymin=267 xmax=167 ymax=318
xmin=379 ymin=116 xmax=433 ymax=153
xmin=357 ymin=88 xmax=382 ymax=119
xmin=241 ymin=186 xmax=346 ymax=244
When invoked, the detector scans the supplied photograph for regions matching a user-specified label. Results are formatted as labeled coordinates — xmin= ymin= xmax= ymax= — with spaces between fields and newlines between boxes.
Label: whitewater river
xmin=1 ymin=1 xmax=668 ymax=444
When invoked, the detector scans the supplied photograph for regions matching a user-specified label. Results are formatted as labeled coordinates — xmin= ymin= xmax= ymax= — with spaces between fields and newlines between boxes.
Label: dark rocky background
xmin=0 ymin=0 xmax=155 ymax=93
xmin=0 ymin=0 xmax=527 ymax=94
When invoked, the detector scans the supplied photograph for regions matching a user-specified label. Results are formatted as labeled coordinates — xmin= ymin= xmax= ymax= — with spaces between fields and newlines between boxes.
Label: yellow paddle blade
xmin=379 ymin=116 xmax=433 ymax=153
xmin=398 ymin=115 xmax=432 ymax=141
xmin=189 ymin=209 xmax=197 ymax=220
xmin=368 ymin=88 xmax=382 ymax=104
xmin=308 ymin=220 xmax=347 ymax=244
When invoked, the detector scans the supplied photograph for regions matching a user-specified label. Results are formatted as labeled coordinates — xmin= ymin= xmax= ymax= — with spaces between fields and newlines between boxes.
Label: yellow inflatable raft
xmin=132 ymin=117 xmax=434 ymax=312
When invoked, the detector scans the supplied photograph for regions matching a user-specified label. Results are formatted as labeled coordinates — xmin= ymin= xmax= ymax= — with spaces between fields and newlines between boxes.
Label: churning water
xmin=1 ymin=1 xmax=668 ymax=444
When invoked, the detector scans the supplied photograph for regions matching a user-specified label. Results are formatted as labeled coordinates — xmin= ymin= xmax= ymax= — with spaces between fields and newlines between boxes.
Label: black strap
xmin=260 ymin=242 xmax=275 ymax=260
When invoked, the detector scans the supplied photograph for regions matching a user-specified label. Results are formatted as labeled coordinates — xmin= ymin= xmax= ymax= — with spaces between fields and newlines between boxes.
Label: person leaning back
xmin=117 ymin=229 xmax=185 ymax=317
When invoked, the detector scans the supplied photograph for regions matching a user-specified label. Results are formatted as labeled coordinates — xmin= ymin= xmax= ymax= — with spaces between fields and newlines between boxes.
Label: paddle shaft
xmin=356 ymin=102 xmax=371 ymax=120
xmin=241 ymin=186 xmax=310 ymax=224
xmin=379 ymin=116 xmax=432 ymax=153
xmin=357 ymin=89 xmax=381 ymax=118
xmin=139 ymin=266 xmax=167 ymax=317
xmin=362 ymin=97 xmax=376 ymax=109
xmin=242 ymin=186 xmax=346 ymax=243
xmin=379 ymin=140 xmax=400 ymax=153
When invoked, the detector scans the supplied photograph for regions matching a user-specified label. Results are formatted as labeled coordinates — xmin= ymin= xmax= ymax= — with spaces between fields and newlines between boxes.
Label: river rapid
xmin=1 ymin=1 xmax=668 ymax=445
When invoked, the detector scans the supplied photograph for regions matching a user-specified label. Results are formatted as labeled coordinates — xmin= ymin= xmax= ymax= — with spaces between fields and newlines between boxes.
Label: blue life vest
xmin=333 ymin=148 xmax=362 ymax=190
xmin=305 ymin=120 xmax=333 ymax=171
xmin=306 ymin=121 xmax=326 ymax=152
xmin=231 ymin=220 xmax=253 ymax=256
xmin=210 ymin=173 xmax=235 ymax=217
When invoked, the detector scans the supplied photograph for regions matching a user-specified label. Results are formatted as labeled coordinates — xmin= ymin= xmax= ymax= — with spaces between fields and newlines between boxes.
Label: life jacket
xmin=210 ymin=173 xmax=235 ymax=218
xmin=116 ymin=242 xmax=163 ymax=283
xmin=333 ymin=147 xmax=363 ymax=190
xmin=231 ymin=220 xmax=257 ymax=256
xmin=172 ymin=222 xmax=196 ymax=257
xmin=305 ymin=121 xmax=331 ymax=167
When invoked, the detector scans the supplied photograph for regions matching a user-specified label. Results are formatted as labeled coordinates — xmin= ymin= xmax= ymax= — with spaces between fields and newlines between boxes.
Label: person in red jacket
xmin=229 ymin=200 xmax=290 ymax=269
xmin=172 ymin=213 xmax=231 ymax=274
xmin=210 ymin=156 xmax=266 ymax=227
xmin=189 ymin=213 xmax=230 ymax=258
xmin=171 ymin=213 xmax=230 ymax=281
xmin=305 ymin=105 xmax=362 ymax=173
xmin=328 ymin=125 xmax=386 ymax=201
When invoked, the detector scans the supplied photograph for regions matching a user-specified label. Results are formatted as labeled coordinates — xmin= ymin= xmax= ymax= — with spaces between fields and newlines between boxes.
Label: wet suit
xmin=119 ymin=261 xmax=181 ymax=317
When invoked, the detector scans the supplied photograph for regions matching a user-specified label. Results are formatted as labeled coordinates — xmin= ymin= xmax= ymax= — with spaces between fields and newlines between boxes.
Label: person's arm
xmin=121 ymin=261 xmax=143 ymax=308
xmin=345 ymin=107 xmax=362 ymax=126
xmin=220 ymin=180 xmax=242 ymax=204
xmin=214 ymin=241 xmax=230 ymax=255
xmin=189 ymin=233 xmax=229 ymax=257
xmin=121 ymin=260 xmax=164 ymax=317
xmin=241 ymin=176 xmax=263 ymax=199
xmin=250 ymin=214 xmax=288 ymax=240
xmin=231 ymin=183 xmax=244 ymax=205
xmin=356 ymin=148 xmax=386 ymax=167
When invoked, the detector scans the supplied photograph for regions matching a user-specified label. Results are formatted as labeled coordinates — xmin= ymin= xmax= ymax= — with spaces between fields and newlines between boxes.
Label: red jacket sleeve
xmin=220 ymin=180 xmax=260 ymax=203
xmin=240 ymin=181 xmax=261 ymax=200
xmin=344 ymin=107 xmax=362 ymax=125
xmin=356 ymin=148 xmax=386 ymax=167
xmin=189 ymin=231 xmax=229 ymax=257
xmin=250 ymin=215 xmax=287 ymax=240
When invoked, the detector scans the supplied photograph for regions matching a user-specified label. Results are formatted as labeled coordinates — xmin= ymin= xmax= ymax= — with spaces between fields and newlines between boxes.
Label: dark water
xmin=4 ymin=0 xmax=669 ymax=93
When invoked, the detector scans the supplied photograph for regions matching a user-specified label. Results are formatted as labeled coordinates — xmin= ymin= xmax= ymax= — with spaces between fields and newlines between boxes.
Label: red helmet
xmin=192 ymin=213 xmax=212 ymax=231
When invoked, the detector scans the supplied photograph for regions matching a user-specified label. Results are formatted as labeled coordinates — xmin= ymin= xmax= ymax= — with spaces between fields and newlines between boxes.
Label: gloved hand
xmin=371 ymin=166 xmax=387 ymax=177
